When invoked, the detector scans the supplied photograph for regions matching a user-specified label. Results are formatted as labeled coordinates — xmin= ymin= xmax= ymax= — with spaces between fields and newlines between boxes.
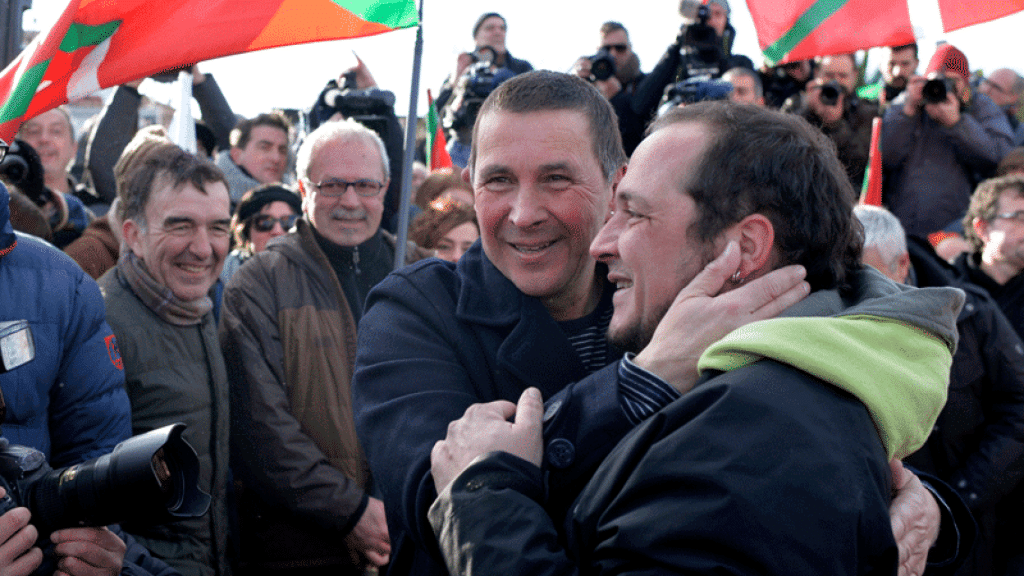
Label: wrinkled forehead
xmin=20 ymin=109 xmax=74 ymax=137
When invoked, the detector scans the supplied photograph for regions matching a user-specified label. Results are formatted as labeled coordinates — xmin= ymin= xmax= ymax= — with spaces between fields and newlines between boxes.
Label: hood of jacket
xmin=698 ymin=265 xmax=964 ymax=459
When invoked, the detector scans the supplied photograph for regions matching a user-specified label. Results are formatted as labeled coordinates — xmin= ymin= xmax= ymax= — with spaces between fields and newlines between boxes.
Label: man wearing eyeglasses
xmin=956 ymin=175 xmax=1024 ymax=338
xmin=220 ymin=118 xmax=426 ymax=575
xmin=573 ymin=22 xmax=647 ymax=154
xmin=978 ymin=68 xmax=1024 ymax=141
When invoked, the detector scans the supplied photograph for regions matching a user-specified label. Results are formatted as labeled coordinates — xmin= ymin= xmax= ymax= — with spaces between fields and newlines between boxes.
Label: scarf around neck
xmin=119 ymin=251 xmax=212 ymax=326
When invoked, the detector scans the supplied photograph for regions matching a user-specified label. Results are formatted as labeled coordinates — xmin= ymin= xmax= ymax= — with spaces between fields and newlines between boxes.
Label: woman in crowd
xmin=409 ymin=196 xmax=478 ymax=263
xmin=220 ymin=183 xmax=301 ymax=283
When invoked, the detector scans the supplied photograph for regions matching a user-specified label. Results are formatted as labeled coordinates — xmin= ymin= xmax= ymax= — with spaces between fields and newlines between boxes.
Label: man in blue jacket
xmin=0 ymin=166 xmax=171 ymax=576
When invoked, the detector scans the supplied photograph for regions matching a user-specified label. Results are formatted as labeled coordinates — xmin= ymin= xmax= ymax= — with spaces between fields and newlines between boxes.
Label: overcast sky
xmin=23 ymin=1 xmax=1024 ymax=120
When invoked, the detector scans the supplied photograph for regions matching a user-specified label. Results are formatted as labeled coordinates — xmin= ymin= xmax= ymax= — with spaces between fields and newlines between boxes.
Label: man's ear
xmin=730 ymin=213 xmax=775 ymax=278
xmin=611 ymin=163 xmax=627 ymax=192
xmin=123 ymin=218 xmax=143 ymax=259
xmin=973 ymin=217 xmax=990 ymax=243
xmin=229 ymin=146 xmax=243 ymax=165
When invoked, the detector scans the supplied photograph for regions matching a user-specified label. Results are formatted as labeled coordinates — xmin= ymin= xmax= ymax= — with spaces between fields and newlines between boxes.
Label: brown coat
xmin=219 ymin=218 xmax=425 ymax=571
xmin=65 ymin=215 xmax=119 ymax=279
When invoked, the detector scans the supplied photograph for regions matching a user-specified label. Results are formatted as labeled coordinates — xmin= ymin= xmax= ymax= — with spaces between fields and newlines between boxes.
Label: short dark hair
xmin=409 ymin=196 xmax=478 ymax=249
xmin=469 ymin=71 xmax=627 ymax=183
xmin=963 ymin=174 xmax=1024 ymax=252
xmin=649 ymin=101 xmax=862 ymax=291
xmin=119 ymin=143 xmax=227 ymax=227
xmin=230 ymin=112 xmax=292 ymax=151
xmin=723 ymin=66 xmax=763 ymax=98
xmin=891 ymin=43 xmax=919 ymax=60
xmin=599 ymin=21 xmax=628 ymax=39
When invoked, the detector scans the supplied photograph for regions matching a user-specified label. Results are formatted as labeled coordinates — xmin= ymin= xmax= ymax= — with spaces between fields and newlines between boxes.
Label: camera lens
xmin=819 ymin=82 xmax=842 ymax=107
xmin=922 ymin=78 xmax=949 ymax=104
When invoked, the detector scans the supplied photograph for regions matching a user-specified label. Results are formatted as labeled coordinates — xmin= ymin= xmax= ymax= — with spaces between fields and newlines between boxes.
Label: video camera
xmin=444 ymin=49 xmax=515 ymax=133
xmin=319 ymin=72 xmax=395 ymax=140
xmin=658 ymin=78 xmax=733 ymax=116
xmin=676 ymin=4 xmax=731 ymax=79
xmin=923 ymin=73 xmax=957 ymax=105
xmin=0 ymin=321 xmax=209 ymax=539
xmin=584 ymin=48 xmax=616 ymax=82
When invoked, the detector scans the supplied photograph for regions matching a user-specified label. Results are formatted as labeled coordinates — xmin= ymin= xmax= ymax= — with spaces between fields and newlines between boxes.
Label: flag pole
xmin=393 ymin=0 xmax=424 ymax=270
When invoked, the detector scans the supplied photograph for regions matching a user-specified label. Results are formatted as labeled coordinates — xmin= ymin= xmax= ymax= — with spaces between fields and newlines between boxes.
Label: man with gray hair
xmin=220 ymin=118 xmax=424 ymax=574
xmin=857 ymin=203 xmax=1024 ymax=576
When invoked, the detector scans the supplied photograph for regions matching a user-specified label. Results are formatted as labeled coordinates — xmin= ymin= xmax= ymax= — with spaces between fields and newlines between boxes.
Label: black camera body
xmin=818 ymin=80 xmax=844 ymax=107
xmin=677 ymin=4 xmax=729 ymax=79
xmin=0 ymin=423 xmax=209 ymax=537
xmin=586 ymin=48 xmax=616 ymax=82
xmin=923 ymin=73 xmax=957 ymax=105
xmin=320 ymin=79 xmax=395 ymax=142
xmin=444 ymin=64 xmax=514 ymax=133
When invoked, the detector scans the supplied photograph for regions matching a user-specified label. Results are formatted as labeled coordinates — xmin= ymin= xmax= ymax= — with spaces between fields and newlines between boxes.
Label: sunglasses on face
xmin=602 ymin=44 xmax=629 ymax=53
xmin=251 ymin=213 xmax=298 ymax=232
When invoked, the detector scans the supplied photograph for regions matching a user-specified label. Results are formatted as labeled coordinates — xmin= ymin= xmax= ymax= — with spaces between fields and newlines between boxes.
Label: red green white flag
xmin=858 ymin=116 xmax=883 ymax=207
xmin=425 ymin=90 xmax=452 ymax=172
xmin=0 ymin=0 xmax=418 ymax=143
xmin=749 ymin=0 xmax=1024 ymax=65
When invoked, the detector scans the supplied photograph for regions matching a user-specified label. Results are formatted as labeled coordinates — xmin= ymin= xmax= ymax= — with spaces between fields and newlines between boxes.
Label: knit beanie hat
xmin=708 ymin=0 xmax=730 ymax=15
xmin=926 ymin=44 xmax=969 ymax=83
xmin=235 ymin=184 xmax=301 ymax=223
xmin=472 ymin=13 xmax=505 ymax=38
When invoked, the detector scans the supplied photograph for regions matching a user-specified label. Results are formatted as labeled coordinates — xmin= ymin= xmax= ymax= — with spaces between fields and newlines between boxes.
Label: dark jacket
xmin=882 ymin=92 xmax=1014 ymax=236
xmin=352 ymin=243 xmax=634 ymax=576
xmin=426 ymin=266 xmax=963 ymax=575
xmin=953 ymin=251 xmax=1024 ymax=339
xmin=98 ymin=268 xmax=231 ymax=576
xmin=785 ymin=92 xmax=879 ymax=192
xmin=431 ymin=361 xmax=896 ymax=576
xmin=905 ymin=237 xmax=1024 ymax=576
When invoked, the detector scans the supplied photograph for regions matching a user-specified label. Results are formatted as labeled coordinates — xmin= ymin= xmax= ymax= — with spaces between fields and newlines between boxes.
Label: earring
xmin=731 ymin=271 xmax=745 ymax=285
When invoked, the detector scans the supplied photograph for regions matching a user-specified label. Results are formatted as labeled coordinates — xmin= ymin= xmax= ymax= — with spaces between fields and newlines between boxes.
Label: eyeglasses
xmin=982 ymin=78 xmax=1012 ymax=96
xmin=993 ymin=209 xmax=1024 ymax=223
xmin=601 ymin=43 xmax=629 ymax=53
xmin=0 ymin=139 xmax=7 ymax=163
xmin=251 ymin=213 xmax=298 ymax=232
xmin=310 ymin=178 xmax=385 ymax=197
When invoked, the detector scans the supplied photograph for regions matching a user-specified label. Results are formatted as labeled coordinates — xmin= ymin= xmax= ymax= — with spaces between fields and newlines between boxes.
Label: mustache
xmin=330 ymin=207 xmax=368 ymax=220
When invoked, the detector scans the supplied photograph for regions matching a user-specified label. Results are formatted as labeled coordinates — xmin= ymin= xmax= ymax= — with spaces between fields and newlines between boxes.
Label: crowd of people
xmin=3 ymin=2 xmax=1024 ymax=575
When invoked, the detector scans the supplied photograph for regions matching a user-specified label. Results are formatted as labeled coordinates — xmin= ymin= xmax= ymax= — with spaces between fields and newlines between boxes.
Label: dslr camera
xmin=923 ymin=73 xmax=957 ymax=105
xmin=584 ymin=48 xmax=616 ymax=82
xmin=0 ymin=321 xmax=209 ymax=538
xmin=818 ymin=80 xmax=844 ymax=107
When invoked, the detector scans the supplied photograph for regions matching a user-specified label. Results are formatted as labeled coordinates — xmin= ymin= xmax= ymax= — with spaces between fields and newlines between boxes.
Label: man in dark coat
xmin=427 ymin=102 xmax=963 ymax=575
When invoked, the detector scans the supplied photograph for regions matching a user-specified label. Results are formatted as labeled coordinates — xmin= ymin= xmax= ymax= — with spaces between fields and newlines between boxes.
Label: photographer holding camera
xmin=882 ymin=44 xmax=1015 ymax=237
xmin=435 ymin=13 xmax=532 ymax=168
xmin=631 ymin=0 xmax=753 ymax=130
xmin=572 ymin=22 xmax=647 ymax=154
xmin=0 ymin=173 xmax=180 ymax=576
xmin=782 ymin=53 xmax=879 ymax=192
